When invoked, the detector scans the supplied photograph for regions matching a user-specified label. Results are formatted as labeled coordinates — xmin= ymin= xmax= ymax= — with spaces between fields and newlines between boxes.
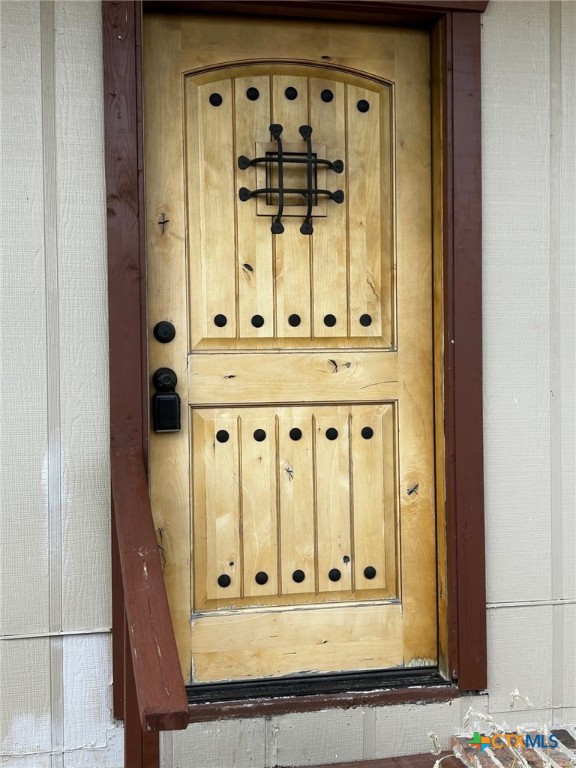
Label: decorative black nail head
xmin=253 ymin=429 xmax=267 ymax=442
xmin=357 ymin=99 xmax=370 ymax=113
xmin=255 ymin=571 xmax=269 ymax=585
xmin=324 ymin=314 xmax=337 ymax=328
xmin=216 ymin=430 xmax=230 ymax=443
xmin=285 ymin=86 xmax=298 ymax=100
xmin=328 ymin=568 xmax=341 ymax=582
xmin=289 ymin=428 xmax=302 ymax=441
xmin=321 ymin=89 xmax=334 ymax=103
xmin=251 ymin=314 xmax=265 ymax=328
xmin=246 ymin=87 xmax=260 ymax=101
xmin=292 ymin=569 xmax=305 ymax=583
xmin=364 ymin=566 xmax=377 ymax=580
xmin=209 ymin=93 xmax=223 ymax=107
xmin=217 ymin=574 xmax=231 ymax=587
xmin=326 ymin=427 xmax=338 ymax=440
xmin=359 ymin=314 xmax=372 ymax=327
xmin=361 ymin=427 xmax=374 ymax=440
xmin=288 ymin=314 xmax=301 ymax=327
xmin=214 ymin=314 xmax=227 ymax=327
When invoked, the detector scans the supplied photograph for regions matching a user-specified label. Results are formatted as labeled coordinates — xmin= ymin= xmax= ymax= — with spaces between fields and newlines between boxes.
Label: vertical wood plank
xmin=190 ymin=78 xmax=237 ymax=342
xmin=451 ymin=10 xmax=486 ymax=690
xmin=193 ymin=410 xmax=241 ymax=602
xmin=272 ymin=75 xmax=311 ymax=338
xmin=144 ymin=11 xmax=191 ymax=679
xmin=431 ymin=17 xmax=449 ymax=680
xmin=309 ymin=78 xmax=348 ymax=339
xmin=347 ymin=84 xmax=385 ymax=341
xmin=240 ymin=413 xmax=278 ymax=597
xmin=315 ymin=410 xmax=352 ymax=593
xmin=351 ymin=404 xmax=394 ymax=593
xmin=235 ymin=75 xmax=275 ymax=339
xmin=125 ymin=615 xmax=160 ymax=768
xmin=278 ymin=409 xmax=315 ymax=595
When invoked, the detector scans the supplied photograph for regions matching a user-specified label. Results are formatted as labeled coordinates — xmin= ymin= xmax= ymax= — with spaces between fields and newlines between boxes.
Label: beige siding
xmin=482 ymin=0 xmax=576 ymax=722
xmin=1 ymin=1 xmax=575 ymax=767
xmin=0 ymin=2 xmax=120 ymax=766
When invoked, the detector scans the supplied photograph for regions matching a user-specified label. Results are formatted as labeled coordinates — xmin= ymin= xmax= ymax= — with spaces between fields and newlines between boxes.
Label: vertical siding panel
xmin=0 ymin=639 xmax=52 ymax=756
xmin=551 ymin=0 xmax=576 ymax=715
xmin=54 ymin=1 xmax=110 ymax=632
xmin=62 ymin=634 xmax=114 ymax=754
xmin=482 ymin=0 xmax=552 ymax=603
xmin=166 ymin=720 xmax=267 ymax=768
xmin=0 ymin=1 xmax=50 ymax=636
xmin=487 ymin=606 xmax=553 ymax=713
xmin=557 ymin=0 xmax=576 ymax=712
xmin=557 ymin=0 xmax=576 ymax=604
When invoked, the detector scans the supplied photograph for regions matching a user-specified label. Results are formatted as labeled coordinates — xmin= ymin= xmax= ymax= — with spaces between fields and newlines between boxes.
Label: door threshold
xmin=187 ymin=668 xmax=449 ymax=705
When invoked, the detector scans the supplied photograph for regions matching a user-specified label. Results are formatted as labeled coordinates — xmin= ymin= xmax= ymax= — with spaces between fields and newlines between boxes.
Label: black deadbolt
xmin=152 ymin=367 xmax=177 ymax=392
xmin=153 ymin=321 xmax=176 ymax=344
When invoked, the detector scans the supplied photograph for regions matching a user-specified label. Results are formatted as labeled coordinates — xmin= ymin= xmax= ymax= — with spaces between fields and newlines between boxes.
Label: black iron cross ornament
xmin=238 ymin=124 xmax=344 ymax=235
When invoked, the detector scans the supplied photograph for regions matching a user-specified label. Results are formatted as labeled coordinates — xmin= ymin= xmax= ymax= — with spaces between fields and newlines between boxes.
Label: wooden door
xmin=144 ymin=12 xmax=437 ymax=685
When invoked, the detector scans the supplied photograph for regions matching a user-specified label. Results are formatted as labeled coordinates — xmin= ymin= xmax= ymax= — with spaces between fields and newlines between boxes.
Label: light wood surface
xmin=145 ymin=11 xmax=437 ymax=682
xmin=191 ymin=605 xmax=402 ymax=682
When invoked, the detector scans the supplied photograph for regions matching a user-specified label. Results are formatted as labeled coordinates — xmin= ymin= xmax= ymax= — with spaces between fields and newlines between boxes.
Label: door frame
xmin=103 ymin=0 xmax=487 ymax=712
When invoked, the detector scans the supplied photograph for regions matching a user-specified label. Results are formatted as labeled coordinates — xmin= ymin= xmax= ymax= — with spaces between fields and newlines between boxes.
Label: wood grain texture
xmin=103 ymin=0 xmax=490 ymax=732
xmin=191 ymin=604 xmax=402 ymax=682
xmin=189 ymin=351 xmax=399 ymax=404
xmin=104 ymin=0 xmax=189 ymax=738
xmin=143 ymin=11 xmax=192 ymax=677
xmin=448 ymin=10 xmax=486 ymax=690
xmin=148 ymin=1 xmax=489 ymax=23
xmin=112 ymin=447 xmax=189 ymax=730
xmin=184 ymin=684 xmax=458 ymax=723
xmin=147 ymin=10 xmax=436 ymax=685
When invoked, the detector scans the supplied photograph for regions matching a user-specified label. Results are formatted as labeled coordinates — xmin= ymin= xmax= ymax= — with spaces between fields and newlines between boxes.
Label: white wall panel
xmin=164 ymin=719 xmax=267 ymax=768
xmin=54 ymin=0 xmax=110 ymax=633
xmin=373 ymin=700 xmax=462 ymax=758
xmin=0 ymin=0 xmax=50 ymax=637
xmin=0 ymin=639 xmax=52 ymax=756
xmin=482 ymin=0 xmax=552 ymax=604
xmin=1 ymin=2 xmax=117 ymax=766
xmin=556 ymin=0 xmax=576 ymax=603
xmin=162 ymin=698 xmax=490 ymax=768
xmin=269 ymin=709 xmax=366 ymax=766
xmin=487 ymin=606 xmax=553 ymax=714
xmin=62 ymin=634 xmax=123 ymax=768
xmin=562 ymin=605 xmax=576 ymax=709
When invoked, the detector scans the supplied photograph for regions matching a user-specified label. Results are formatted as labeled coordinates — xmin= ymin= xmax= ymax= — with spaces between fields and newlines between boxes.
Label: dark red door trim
xmin=102 ymin=1 xmax=488 ymax=720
